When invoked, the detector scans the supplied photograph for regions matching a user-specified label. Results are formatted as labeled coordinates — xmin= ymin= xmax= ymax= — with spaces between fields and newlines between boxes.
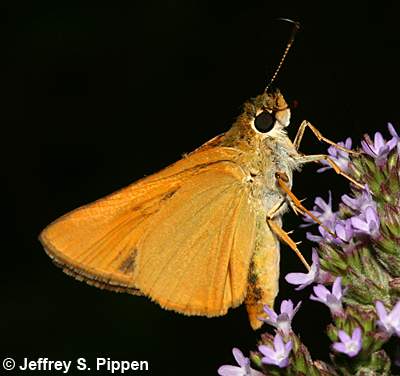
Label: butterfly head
xmin=235 ymin=89 xmax=291 ymax=137
xmin=225 ymin=90 xmax=292 ymax=149
xmin=254 ymin=89 xmax=290 ymax=131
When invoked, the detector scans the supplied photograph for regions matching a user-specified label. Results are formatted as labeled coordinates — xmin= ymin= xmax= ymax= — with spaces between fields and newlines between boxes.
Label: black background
xmin=4 ymin=1 xmax=400 ymax=375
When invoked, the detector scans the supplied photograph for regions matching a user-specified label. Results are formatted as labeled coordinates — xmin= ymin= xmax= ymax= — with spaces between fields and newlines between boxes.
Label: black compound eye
xmin=254 ymin=111 xmax=275 ymax=133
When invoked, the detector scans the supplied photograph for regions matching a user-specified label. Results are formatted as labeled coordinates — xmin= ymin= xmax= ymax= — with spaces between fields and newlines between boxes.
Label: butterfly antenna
xmin=265 ymin=18 xmax=301 ymax=92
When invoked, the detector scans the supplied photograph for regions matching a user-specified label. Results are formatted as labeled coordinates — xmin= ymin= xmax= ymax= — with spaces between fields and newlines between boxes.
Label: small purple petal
xmin=314 ymin=196 xmax=331 ymax=212
xmin=352 ymin=327 xmax=362 ymax=342
xmin=286 ymin=273 xmax=314 ymax=291
xmin=280 ymin=300 xmax=293 ymax=316
xmin=341 ymin=194 xmax=359 ymax=211
xmin=375 ymin=301 xmax=387 ymax=320
xmin=218 ymin=348 xmax=264 ymax=376
xmin=388 ymin=123 xmax=398 ymax=138
xmin=309 ymin=294 xmax=325 ymax=304
xmin=317 ymin=165 xmax=330 ymax=173
xmin=388 ymin=123 xmax=400 ymax=150
xmin=232 ymin=348 xmax=247 ymax=368
xmin=335 ymin=223 xmax=346 ymax=240
xmin=391 ymin=301 xmax=400 ymax=317
xmin=374 ymin=132 xmax=385 ymax=150
xmin=259 ymin=345 xmax=276 ymax=359
xmin=338 ymin=330 xmax=351 ymax=343
xmin=350 ymin=206 xmax=380 ymax=237
xmin=361 ymin=139 xmax=376 ymax=158
xmin=273 ymin=333 xmax=285 ymax=353
xmin=311 ymin=249 xmax=319 ymax=265
xmin=275 ymin=357 xmax=289 ymax=368
xmin=376 ymin=300 xmax=400 ymax=337
xmin=260 ymin=354 xmax=276 ymax=365
xmin=262 ymin=305 xmax=277 ymax=322
xmin=285 ymin=272 xmax=312 ymax=285
xmin=218 ymin=365 xmax=244 ymax=376
xmin=350 ymin=216 xmax=370 ymax=233
xmin=292 ymin=301 xmax=302 ymax=316
xmin=312 ymin=285 xmax=330 ymax=300
xmin=366 ymin=206 xmax=377 ymax=222
xmin=334 ymin=220 xmax=354 ymax=242
xmin=332 ymin=277 xmax=343 ymax=299
xmin=306 ymin=232 xmax=324 ymax=242
xmin=285 ymin=249 xmax=320 ymax=290
xmin=332 ymin=342 xmax=347 ymax=354
xmin=284 ymin=340 xmax=293 ymax=353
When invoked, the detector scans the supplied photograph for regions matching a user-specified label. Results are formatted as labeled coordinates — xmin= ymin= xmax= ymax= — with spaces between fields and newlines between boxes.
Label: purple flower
xmin=218 ymin=348 xmax=264 ymax=376
xmin=332 ymin=327 xmax=362 ymax=357
xmin=350 ymin=206 xmax=380 ymax=238
xmin=375 ymin=301 xmax=400 ymax=337
xmin=388 ymin=123 xmax=400 ymax=150
xmin=308 ymin=219 xmax=355 ymax=245
xmin=261 ymin=299 xmax=302 ymax=336
xmin=334 ymin=219 xmax=354 ymax=243
xmin=301 ymin=192 xmax=337 ymax=227
xmin=310 ymin=277 xmax=344 ymax=315
xmin=306 ymin=219 xmax=337 ymax=243
xmin=306 ymin=231 xmax=325 ymax=243
xmin=285 ymin=249 xmax=320 ymax=290
xmin=341 ymin=185 xmax=376 ymax=213
xmin=318 ymin=137 xmax=352 ymax=173
xmin=259 ymin=333 xmax=292 ymax=368
xmin=361 ymin=132 xmax=393 ymax=167
xmin=301 ymin=193 xmax=341 ymax=243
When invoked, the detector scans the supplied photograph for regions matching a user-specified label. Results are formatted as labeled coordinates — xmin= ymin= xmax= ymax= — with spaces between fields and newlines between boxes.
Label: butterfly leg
xmin=266 ymin=171 xmax=341 ymax=269
xmin=266 ymin=194 xmax=310 ymax=271
xmin=293 ymin=120 xmax=359 ymax=155
xmin=275 ymin=172 xmax=337 ymax=235
xmin=266 ymin=218 xmax=310 ymax=271
xmin=293 ymin=121 xmax=363 ymax=188
xmin=296 ymin=154 xmax=364 ymax=189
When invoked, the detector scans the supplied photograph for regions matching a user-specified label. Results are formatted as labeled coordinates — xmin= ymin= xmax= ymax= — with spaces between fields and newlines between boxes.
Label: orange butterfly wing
xmin=40 ymin=147 xmax=257 ymax=316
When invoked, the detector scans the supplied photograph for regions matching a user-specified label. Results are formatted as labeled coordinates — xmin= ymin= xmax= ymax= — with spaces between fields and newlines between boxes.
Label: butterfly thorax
xmin=218 ymin=108 xmax=301 ymax=214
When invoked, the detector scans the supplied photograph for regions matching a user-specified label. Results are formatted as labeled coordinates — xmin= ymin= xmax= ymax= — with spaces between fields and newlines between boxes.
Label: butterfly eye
xmin=254 ymin=111 xmax=275 ymax=133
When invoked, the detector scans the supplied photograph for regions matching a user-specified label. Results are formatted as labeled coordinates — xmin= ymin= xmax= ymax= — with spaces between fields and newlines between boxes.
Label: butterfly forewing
xmin=40 ymin=147 xmax=256 ymax=316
